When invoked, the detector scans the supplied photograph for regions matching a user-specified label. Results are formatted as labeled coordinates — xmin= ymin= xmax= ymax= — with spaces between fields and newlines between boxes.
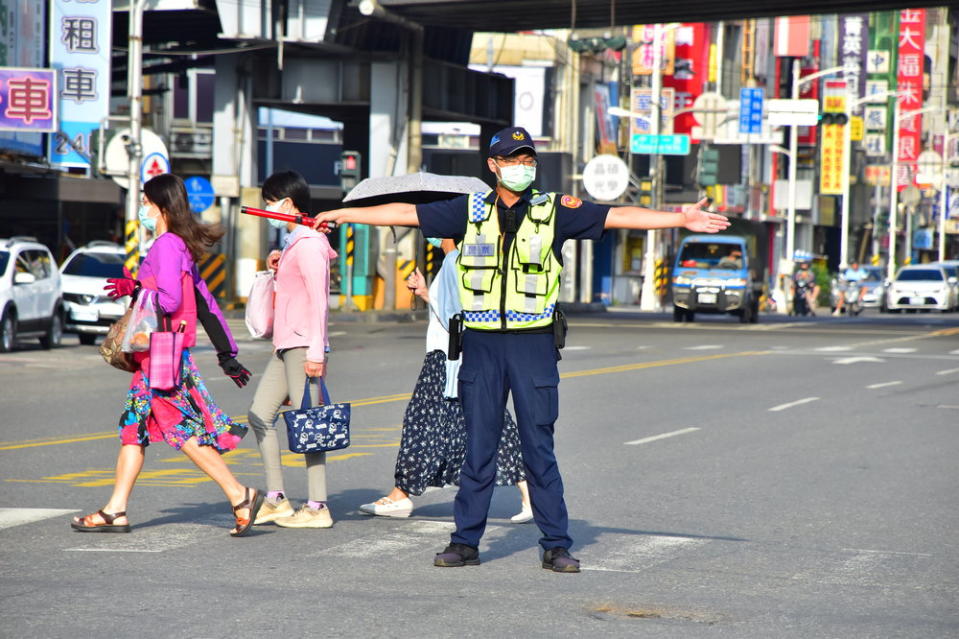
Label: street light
xmin=785 ymin=65 xmax=851 ymax=269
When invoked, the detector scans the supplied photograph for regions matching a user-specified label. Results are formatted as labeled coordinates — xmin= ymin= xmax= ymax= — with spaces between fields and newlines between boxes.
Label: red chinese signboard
xmin=0 ymin=67 xmax=57 ymax=132
xmin=895 ymin=8 xmax=925 ymax=191
xmin=662 ymin=23 xmax=708 ymax=137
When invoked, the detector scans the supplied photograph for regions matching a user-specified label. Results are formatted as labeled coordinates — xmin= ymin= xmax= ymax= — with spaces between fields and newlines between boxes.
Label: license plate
xmin=698 ymin=293 xmax=717 ymax=304
xmin=909 ymin=296 xmax=923 ymax=305
xmin=71 ymin=308 xmax=98 ymax=322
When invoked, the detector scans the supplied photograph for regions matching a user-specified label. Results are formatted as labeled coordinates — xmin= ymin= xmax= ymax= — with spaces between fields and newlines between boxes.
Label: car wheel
xmin=79 ymin=333 xmax=97 ymax=346
xmin=0 ymin=310 xmax=16 ymax=353
xmin=39 ymin=309 xmax=63 ymax=349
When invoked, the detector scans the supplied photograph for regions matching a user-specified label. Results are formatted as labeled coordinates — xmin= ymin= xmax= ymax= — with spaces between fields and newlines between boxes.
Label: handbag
xmin=245 ymin=270 xmax=275 ymax=339
xmin=99 ymin=306 xmax=136 ymax=372
xmin=284 ymin=377 xmax=351 ymax=453
xmin=148 ymin=316 xmax=186 ymax=391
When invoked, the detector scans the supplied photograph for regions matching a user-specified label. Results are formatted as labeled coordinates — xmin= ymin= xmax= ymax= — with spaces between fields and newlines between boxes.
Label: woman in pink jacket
xmin=248 ymin=171 xmax=339 ymax=529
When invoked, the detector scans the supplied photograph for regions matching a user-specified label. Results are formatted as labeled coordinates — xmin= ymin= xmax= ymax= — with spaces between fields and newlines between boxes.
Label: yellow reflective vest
xmin=456 ymin=190 xmax=561 ymax=330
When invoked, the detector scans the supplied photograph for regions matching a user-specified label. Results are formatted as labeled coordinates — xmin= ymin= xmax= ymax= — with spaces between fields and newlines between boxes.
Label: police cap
xmin=489 ymin=126 xmax=536 ymax=157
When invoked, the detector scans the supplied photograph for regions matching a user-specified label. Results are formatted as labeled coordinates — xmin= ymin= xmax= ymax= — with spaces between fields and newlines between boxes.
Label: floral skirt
xmin=394 ymin=350 xmax=524 ymax=495
xmin=118 ymin=349 xmax=247 ymax=452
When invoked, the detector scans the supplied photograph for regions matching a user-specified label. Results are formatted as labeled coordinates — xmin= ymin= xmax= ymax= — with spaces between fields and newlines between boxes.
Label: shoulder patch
xmin=560 ymin=195 xmax=582 ymax=209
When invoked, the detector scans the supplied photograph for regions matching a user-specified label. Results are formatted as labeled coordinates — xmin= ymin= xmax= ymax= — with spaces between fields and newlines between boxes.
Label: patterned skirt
xmin=394 ymin=350 xmax=524 ymax=496
xmin=118 ymin=349 xmax=247 ymax=452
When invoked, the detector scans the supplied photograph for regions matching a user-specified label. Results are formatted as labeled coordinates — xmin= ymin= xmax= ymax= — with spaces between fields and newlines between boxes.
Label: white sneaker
xmin=510 ymin=505 xmax=534 ymax=524
xmin=359 ymin=496 xmax=414 ymax=518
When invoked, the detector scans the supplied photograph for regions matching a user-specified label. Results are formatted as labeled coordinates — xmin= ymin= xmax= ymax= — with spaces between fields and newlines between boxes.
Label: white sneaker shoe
xmin=359 ymin=496 xmax=414 ymax=518
xmin=510 ymin=505 xmax=534 ymax=524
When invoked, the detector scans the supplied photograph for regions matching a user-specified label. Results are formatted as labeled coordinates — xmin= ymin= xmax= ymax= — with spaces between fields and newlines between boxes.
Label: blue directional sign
xmin=739 ymin=87 xmax=765 ymax=135
xmin=185 ymin=176 xmax=216 ymax=213
xmin=630 ymin=134 xmax=690 ymax=156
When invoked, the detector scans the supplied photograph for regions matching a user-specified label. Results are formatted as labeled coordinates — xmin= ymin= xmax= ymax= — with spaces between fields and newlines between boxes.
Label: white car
xmin=885 ymin=264 xmax=956 ymax=312
xmin=0 ymin=237 xmax=64 ymax=352
xmin=60 ymin=242 xmax=129 ymax=345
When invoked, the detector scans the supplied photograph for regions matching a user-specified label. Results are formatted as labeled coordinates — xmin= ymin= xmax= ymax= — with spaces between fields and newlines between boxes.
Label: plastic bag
xmin=245 ymin=270 xmax=275 ymax=339
xmin=121 ymin=289 xmax=158 ymax=352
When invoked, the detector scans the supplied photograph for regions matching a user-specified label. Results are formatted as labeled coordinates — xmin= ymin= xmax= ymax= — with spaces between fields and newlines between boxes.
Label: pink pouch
xmin=149 ymin=319 xmax=185 ymax=391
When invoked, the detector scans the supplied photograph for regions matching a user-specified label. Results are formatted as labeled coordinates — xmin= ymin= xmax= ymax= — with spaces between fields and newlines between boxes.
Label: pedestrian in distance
xmin=359 ymin=237 xmax=533 ymax=523
xmin=313 ymin=126 xmax=729 ymax=572
xmin=71 ymin=173 xmax=259 ymax=537
xmin=248 ymin=170 xmax=340 ymax=529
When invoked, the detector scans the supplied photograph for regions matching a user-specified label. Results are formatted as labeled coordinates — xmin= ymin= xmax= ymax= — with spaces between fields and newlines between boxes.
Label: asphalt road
xmin=1 ymin=309 xmax=957 ymax=638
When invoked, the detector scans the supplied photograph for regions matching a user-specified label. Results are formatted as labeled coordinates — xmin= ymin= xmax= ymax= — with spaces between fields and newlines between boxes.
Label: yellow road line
xmin=0 ymin=433 xmax=117 ymax=451
xmin=560 ymin=350 xmax=768 ymax=379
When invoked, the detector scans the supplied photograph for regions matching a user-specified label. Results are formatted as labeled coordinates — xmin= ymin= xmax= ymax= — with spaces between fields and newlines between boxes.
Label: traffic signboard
xmin=140 ymin=152 xmax=170 ymax=184
xmin=738 ymin=87 xmax=764 ymax=134
xmin=185 ymin=176 xmax=216 ymax=213
xmin=766 ymin=99 xmax=820 ymax=127
xmin=630 ymin=134 xmax=690 ymax=155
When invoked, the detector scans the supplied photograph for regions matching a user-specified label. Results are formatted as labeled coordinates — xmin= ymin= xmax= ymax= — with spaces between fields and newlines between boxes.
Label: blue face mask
xmin=266 ymin=199 xmax=289 ymax=230
xmin=138 ymin=205 xmax=156 ymax=232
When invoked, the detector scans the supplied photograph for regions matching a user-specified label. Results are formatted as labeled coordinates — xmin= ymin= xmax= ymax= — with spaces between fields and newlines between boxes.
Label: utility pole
xmin=123 ymin=0 xmax=145 ymax=275
xmin=639 ymin=23 xmax=664 ymax=312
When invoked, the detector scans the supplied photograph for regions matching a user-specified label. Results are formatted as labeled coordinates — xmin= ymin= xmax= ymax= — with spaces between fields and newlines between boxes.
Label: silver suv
xmin=60 ymin=242 xmax=128 ymax=345
xmin=0 ymin=237 xmax=64 ymax=352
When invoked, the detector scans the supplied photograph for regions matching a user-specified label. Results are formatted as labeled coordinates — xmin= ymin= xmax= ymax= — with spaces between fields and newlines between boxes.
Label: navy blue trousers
xmin=451 ymin=329 xmax=572 ymax=551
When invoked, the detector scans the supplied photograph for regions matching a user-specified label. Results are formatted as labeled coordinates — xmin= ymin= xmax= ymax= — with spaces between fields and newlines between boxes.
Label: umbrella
xmin=342 ymin=171 xmax=490 ymax=206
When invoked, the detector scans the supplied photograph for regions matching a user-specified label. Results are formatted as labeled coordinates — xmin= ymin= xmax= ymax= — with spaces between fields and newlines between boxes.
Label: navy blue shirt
xmin=416 ymin=189 xmax=610 ymax=265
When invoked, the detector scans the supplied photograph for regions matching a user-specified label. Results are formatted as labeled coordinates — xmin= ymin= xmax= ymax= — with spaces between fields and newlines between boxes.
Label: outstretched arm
xmin=605 ymin=198 xmax=730 ymax=234
xmin=314 ymin=202 xmax=419 ymax=229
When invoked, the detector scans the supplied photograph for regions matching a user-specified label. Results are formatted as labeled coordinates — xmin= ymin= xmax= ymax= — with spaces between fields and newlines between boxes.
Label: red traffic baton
xmin=240 ymin=206 xmax=337 ymax=231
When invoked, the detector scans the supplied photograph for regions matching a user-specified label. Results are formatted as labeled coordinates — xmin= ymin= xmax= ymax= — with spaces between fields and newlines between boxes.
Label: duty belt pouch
xmin=553 ymin=308 xmax=568 ymax=350
xmin=448 ymin=313 xmax=464 ymax=361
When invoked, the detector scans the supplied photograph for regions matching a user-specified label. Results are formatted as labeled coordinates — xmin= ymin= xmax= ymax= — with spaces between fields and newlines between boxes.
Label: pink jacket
xmin=273 ymin=227 xmax=338 ymax=362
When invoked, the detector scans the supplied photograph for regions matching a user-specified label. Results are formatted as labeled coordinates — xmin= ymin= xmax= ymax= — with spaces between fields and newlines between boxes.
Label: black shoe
xmin=542 ymin=547 xmax=580 ymax=573
xmin=434 ymin=543 xmax=480 ymax=567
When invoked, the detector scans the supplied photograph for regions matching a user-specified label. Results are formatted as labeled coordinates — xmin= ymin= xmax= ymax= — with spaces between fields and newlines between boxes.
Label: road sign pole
xmin=640 ymin=23 xmax=663 ymax=312
xmin=888 ymin=97 xmax=901 ymax=281
xmin=840 ymin=89 xmax=852 ymax=269
xmin=786 ymin=60 xmax=800 ymax=268
xmin=124 ymin=0 xmax=145 ymax=275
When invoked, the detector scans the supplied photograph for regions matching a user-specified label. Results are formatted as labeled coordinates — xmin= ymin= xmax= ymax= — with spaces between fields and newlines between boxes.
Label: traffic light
xmin=637 ymin=179 xmax=653 ymax=207
xmin=567 ymin=36 xmax=627 ymax=53
xmin=697 ymin=148 xmax=720 ymax=187
xmin=339 ymin=150 xmax=362 ymax=192
xmin=819 ymin=113 xmax=849 ymax=125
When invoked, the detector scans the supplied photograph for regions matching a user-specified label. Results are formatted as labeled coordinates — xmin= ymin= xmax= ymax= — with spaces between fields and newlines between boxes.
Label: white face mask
xmin=265 ymin=199 xmax=289 ymax=229
xmin=497 ymin=164 xmax=536 ymax=192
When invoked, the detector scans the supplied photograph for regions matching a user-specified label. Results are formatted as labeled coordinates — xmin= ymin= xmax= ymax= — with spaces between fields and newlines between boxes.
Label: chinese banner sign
xmin=820 ymin=81 xmax=847 ymax=196
xmin=0 ymin=67 xmax=56 ymax=132
xmin=0 ymin=0 xmax=46 ymax=155
xmin=48 ymin=0 xmax=111 ymax=168
xmin=839 ymin=15 xmax=868 ymax=112
xmin=662 ymin=23 xmax=707 ymax=137
xmin=630 ymin=25 xmax=675 ymax=77
xmin=629 ymin=87 xmax=674 ymax=137
xmin=895 ymin=8 xmax=925 ymax=191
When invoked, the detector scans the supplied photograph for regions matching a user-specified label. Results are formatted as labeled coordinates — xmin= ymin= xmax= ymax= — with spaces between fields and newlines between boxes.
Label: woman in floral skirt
xmin=71 ymin=173 xmax=260 ymax=537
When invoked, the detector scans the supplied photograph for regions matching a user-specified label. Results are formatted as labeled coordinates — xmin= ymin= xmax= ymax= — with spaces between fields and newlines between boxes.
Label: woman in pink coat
xmin=248 ymin=171 xmax=339 ymax=529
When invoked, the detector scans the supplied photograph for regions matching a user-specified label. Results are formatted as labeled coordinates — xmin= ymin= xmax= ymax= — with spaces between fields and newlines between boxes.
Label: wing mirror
xmin=14 ymin=272 xmax=36 ymax=285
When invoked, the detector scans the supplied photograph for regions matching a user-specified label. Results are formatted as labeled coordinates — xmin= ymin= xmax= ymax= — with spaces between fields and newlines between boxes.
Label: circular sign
xmin=901 ymin=185 xmax=921 ymax=207
xmin=140 ymin=152 xmax=170 ymax=184
xmin=104 ymin=128 xmax=169 ymax=190
xmin=691 ymin=91 xmax=726 ymax=140
xmin=582 ymin=154 xmax=629 ymax=202
xmin=185 ymin=176 xmax=216 ymax=213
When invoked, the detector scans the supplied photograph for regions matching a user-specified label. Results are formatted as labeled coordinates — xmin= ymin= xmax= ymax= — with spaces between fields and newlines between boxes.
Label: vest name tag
xmin=464 ymin=243 xmax=495 ymax=257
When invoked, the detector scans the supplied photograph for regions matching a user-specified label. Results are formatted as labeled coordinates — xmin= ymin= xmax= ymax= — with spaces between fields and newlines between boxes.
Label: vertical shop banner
xmin=593 ymin=85 xmax=617 ymax=153
xmin=0 ymin=0 xmax=46 ymax=156
xmin=839 ymin=15 xmax=868 ymax=111
xmin=0 ymin=68 xmax=56 ymax=132
xmin=773 ymin=16 xmax=811 ymax=57
xmin=819 ymin=80 xmax=848 ymax=195
xmin=630 ymin=25 xmax=675 ymax=76
xmin=629 ymin=87 xmax=674 ymax=137
xmin=48 ymin=0 xmax=112 ymax=168
xmin=662 ymin=23 xmax=707 ymax=137
xmin=895 ymin=8 xmax=925 ymax=191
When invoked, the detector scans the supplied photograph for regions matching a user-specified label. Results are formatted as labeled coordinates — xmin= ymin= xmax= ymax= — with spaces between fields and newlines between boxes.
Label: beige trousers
xmin=247 ymin=347 xmax=327 ymax=502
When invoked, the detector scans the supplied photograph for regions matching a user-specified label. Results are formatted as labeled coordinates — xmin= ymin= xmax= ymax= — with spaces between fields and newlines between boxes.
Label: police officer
xmin=315 ymin=126 xmax=729 ymax=573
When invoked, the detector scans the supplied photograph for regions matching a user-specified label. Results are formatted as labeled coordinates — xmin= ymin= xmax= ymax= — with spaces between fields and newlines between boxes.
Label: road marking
xmin=769 ymin=397 xmax=820 ymax=412
xmin=315 ymin=520 xmax=455 ymax=559
xmin=951 ymin=349 xmax=959 ymax=355
xmin=882 ymin=347 xmax=917 ymax=354
xmin=866 ymin=381 xmax=902 ymax=390
xmin=1 ymin=352 xmax=767 ymax=453
xmin=937 ymin=405 xmax=959 ymax=410
xmin=833 ymin=356 xmax=884 ymax=365
xmin=625 ymin=427 xmax=700 ymax=446
xmin=563 ymin=345 xmax=591 ymax=351
xmin=816 ymin=346 xmax=853 ymax=352
xmin=580 ymin=534 xmax=709 ymax=574
xmin=0 ymin=508 xmax=79 ymax=530
xmin=64 ymin=519 xmax=233 ymax=553
xmin=684 ymin=344 xmax=723 ymax=350
xmin=935 ymin=368 xmax=959 ymax=376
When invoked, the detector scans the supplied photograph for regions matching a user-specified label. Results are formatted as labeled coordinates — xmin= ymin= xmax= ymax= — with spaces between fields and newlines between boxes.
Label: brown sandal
xmin=71 ymin=510 xmax=131 ymax=533
xmin=230 ymin=487 xmax=264 ymax=537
